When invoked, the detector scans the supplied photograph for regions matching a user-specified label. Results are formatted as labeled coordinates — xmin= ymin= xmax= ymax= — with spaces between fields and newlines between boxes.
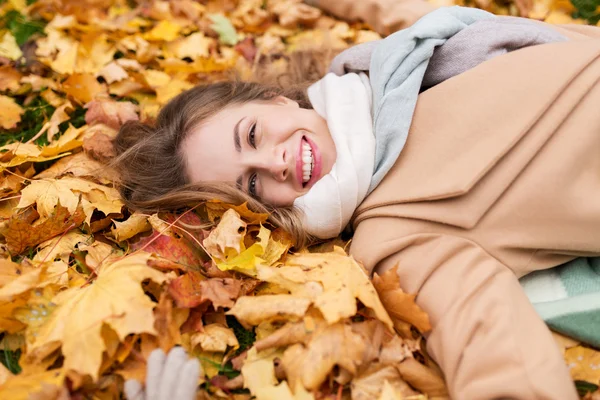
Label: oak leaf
xmin=30 ymin=252 xmax=167 ymax=379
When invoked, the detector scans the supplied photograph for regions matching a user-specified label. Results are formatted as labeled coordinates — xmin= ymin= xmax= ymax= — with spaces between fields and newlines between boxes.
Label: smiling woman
xmin=182 ymin=93 xmax=335 ymax=206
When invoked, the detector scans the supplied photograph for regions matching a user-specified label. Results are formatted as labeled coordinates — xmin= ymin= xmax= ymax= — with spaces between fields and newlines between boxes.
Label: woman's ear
xmin=273 ymin=95 xmax=299 ymax=107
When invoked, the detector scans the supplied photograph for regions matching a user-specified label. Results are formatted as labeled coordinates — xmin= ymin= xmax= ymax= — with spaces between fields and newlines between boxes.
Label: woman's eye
xmin=248 ymin=123 xmax=256 ymax=149
xmin=248 ymin=173 xmax=258 ymax=197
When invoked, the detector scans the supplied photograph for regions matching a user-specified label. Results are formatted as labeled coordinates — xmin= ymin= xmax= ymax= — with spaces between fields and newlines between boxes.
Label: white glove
xmin=124 ymin=347 xmax=202 ymax=400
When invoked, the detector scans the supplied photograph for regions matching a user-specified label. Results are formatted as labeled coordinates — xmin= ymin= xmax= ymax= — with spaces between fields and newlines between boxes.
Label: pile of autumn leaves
xmin=0 ymin=0 xmax=449 ymax=398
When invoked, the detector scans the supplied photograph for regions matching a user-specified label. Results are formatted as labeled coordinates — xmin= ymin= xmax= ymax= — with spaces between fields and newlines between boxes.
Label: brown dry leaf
xmin=0 ymin=65 xmax=22 ymax=92
xmin=0 ymin=204 xmax=86 ymax=255
xmin=372 ymin=265 xmax=431 ymax=333
xmin=396 ymin=357 xmax=448 ymax=397
xmin=29 ymin=252 xmax=167 ymax=379
xmin=33 ymin=151 xmax=117 ymax=183
xmin=84 ymin=98 xmax=139 ymax=129
xmin=204 ymin=200 xmax=269 ymax=225
xmin=154 ymin=292 xmax=189 ymax=352
xmin=0 ymin=94 xmax=25 ymax=130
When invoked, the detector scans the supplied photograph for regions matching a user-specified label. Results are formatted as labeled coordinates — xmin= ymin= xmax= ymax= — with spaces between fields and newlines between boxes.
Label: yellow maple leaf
xmin=17 ymin=177 xmax=123 ymax=224
xmin=30 ymin=252 xmax=166 ymax=379
xmin=257 ymin=247 xmax=394 ymax=330
xmin=0 ymin=94 xmax=24 ymax=130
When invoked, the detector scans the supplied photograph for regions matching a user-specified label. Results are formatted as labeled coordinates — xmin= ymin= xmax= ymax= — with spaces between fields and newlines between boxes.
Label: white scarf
xmin=293 ymin=72 xmax=375 ymax=239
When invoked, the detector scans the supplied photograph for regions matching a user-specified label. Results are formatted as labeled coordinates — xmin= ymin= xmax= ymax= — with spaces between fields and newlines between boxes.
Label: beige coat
xmin=348 ymin=25 xmax=600 ymax=399
xmin=307 ymin=0 xmax=435 ymax=36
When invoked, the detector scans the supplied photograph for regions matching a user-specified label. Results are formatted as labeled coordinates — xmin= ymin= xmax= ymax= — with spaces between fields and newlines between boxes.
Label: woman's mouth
xmin=296 ymin=136 xmax=322 ymax=188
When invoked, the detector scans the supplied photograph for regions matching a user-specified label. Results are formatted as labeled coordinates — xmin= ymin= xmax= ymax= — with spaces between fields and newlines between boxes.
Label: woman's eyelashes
xmin=248 ymin=173 xmax=258 ymax=198
xmin=247 ymin=121 xmax=257 ymax=148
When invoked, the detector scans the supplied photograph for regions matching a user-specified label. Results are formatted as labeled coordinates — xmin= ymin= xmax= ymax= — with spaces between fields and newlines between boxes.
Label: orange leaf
xmin=372 ymin=265 xmax=431 ymax=333
xmin=62 ymin=73 xmax=107 ymax=104
xmin=0 ymin=204 xmax=85 ymax=255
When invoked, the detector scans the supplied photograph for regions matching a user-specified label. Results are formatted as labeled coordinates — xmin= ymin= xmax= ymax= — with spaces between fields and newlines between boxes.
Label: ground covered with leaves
xmin=1 ymin=0 xmax=600 ymax=399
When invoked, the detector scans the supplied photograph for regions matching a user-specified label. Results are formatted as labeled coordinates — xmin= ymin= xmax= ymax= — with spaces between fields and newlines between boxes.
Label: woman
xmin=116 ymin=6 xmax=600 ymax=400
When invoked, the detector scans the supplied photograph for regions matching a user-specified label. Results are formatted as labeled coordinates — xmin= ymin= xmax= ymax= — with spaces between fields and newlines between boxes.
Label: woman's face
xmin=182 ymin=96 xmax=336 ymax=207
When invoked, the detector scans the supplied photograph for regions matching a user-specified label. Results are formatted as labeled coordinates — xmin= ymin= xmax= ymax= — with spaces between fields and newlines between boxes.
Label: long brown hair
xmin=113 ymin=51 xmax=336 ymax=248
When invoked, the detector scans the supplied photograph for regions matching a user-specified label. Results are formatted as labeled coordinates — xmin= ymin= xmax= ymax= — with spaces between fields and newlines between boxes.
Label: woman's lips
xmin=295 ymin=136 xmax=322 ymax=189
xmin=304 ymin=136 xmax=322 ymax=188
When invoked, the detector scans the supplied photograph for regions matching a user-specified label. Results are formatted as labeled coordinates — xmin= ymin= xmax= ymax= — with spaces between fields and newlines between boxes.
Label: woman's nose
xmin=267 ymin=149 xmax=288 ymax=182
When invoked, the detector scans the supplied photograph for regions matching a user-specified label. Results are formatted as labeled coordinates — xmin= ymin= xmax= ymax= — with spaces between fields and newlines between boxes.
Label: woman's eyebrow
xmin=233 ymin=117 xmax=244 ymax=153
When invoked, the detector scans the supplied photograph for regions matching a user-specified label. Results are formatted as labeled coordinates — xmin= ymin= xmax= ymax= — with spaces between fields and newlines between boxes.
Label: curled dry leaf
xmin=372 ymin=265 xmax=431 ymax=333
xmin=111 ymin=213 xmax=151 ymax=242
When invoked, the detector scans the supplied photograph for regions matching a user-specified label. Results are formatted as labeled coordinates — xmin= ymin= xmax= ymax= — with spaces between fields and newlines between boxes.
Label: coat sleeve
xmin=304 ymin=0 xmax=435 ymax=36
xmin=370 ymin=234 xmax=577 ymax=399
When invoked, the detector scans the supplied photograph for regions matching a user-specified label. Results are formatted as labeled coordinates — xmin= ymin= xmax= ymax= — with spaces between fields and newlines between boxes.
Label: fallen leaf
xmin=210 ymin=14 xmax=239 ymax=45
xmin=203 ymin=208 xmax=247 ymax=259
xmin=0 ymin=32 xmax=23 ymax=61
xmin=111 ymin=213 xmax=151 ymax=242
xmin=0 ymin=94 xmax=25 ymax=130
xmin=30 ymin=252 xmax=167 ymax=379
xmin=227 ymin=294 xmax=311 ymax=326
xmin=351 ymin=363 xmax=418 ymax=400
xmin=372 ymin=265 xmax=431 ymax=333
xmin=84 ymin=98 xmax=139 ymax=129
xmin=0 ymin=204 xmax=86 ymax=255
xmin=565 ymin=345 xmax=600 ymax=384
xmin=191 ymin=323 xmax=239 ymax=352
xmin=0 ymin=369 xmax=65 ymax=400
xmin=282 ymin=321 xmax=365 ymax=390
xmin=62 ymin=73 xmax=107 ymax=104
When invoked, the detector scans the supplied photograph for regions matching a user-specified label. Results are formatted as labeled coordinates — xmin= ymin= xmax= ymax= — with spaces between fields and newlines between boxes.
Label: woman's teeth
xmin=302 ymin=142 xmax=313 ymax=183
